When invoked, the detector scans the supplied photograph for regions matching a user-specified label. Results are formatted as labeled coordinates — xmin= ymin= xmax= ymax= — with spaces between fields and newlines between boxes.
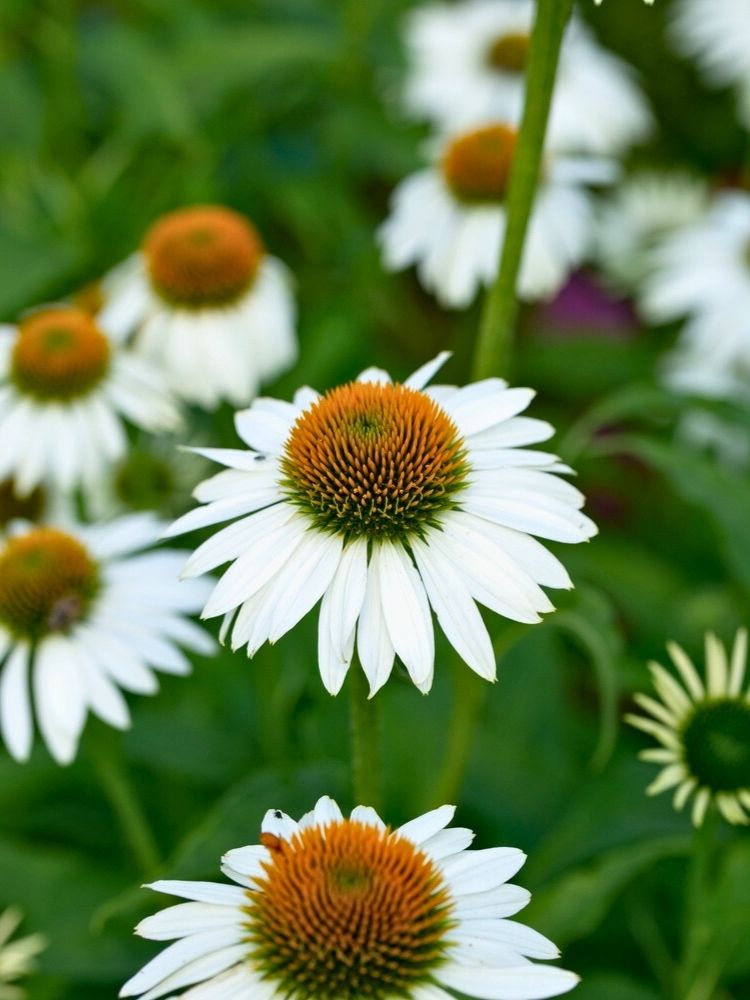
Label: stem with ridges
xmin=90 ymin=730 xmax=161 ymax=877
xmin=349 ymin=664 xmax=382 ymax=810
xmin=472 ymin=0 xmax=573 ymax=381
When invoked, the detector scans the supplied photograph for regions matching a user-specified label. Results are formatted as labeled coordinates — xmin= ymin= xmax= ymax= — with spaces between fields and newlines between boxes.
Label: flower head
xmin=403 ymin=2 xmax=651 ymax=155
xmin=168 ymin=354 xmax=596 ymax=696
xmin=670 ymin=0 xmax=750 ymax=127
xmin=378 ymin=123 xmax=613 ymax=308
xmin=121 ymin=797 xmax=579 ymax=1000
xmin=641 ymin=191 xmax=750 ymax=401
xmin=0 ymin=908 xmax=45 ymax=1000
xmin=627 ymin=630 xmax=750 ymax=826
xmin=594 ymin=170 xmax=708 ymax=294
xmin=0 ymin=306 xmax=179 ymax=499
xmin=98 ymin=204 xmax=297 ymax=410
xmin=0 ymin=513 xmax=214 ymax=765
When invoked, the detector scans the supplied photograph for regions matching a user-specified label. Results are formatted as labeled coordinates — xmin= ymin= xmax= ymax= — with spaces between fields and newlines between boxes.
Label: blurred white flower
xmin=121 ymin=796 xmax=579 ymax=1000
xmin=641 ymin=191 xmax=750 ymax=399
xmin=167 ymin=353 xmax=596 ymax=696
xmin=671 ymin=0 xmax=750 ymax=127
xmin=0 ymin=307 xmax=180 ymax=500
xmin=0 ymin=513 xmax=214 ymax=765
xmin=100 ymin=205 xmax=297 ymax=410
xmin=403 ymin=1 xmax=651 ymax=155
xmin=627 ymin=630 xmax=750 ymax=826
xmin=378 ymin=123 xmax=614 ymax=308
xmin=0 ymin=908 xmax=44 ymax=1000
xmin=595 ymin=171 xmax=708 ymax=294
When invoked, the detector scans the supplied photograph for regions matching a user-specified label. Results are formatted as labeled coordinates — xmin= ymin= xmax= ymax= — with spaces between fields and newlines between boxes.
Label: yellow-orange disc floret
xmin=442 ymin=124 xmax=518 ymax=204
xmin=0 ymin=528 xmax=99 ymax=639
xmin=11 ymin=308 xmax=111 ymax=401
xmin=245 ymin=820 xmax=454 ymax=1000
xmin=144 ymin=205 xmax=265 ymax=308
xmin=281 ymin=382 xmax=468 ymax=540
xmin=486 ymin=32 xmax=530 ymax=73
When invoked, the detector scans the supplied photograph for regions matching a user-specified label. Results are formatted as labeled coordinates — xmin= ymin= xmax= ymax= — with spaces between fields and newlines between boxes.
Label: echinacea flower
xmin=670 ymin=0 xmax=750 ymax=128
xmin=627 ymin=630 xmax=750 ymax=826
xmin=121 ymin=796 xmax=579 ymax=1000
xmin=403 ymin=1 xmax=651 ymax=155
xmin=594 ymin=171 xmax=708 ymax=294
xmin=0 ymin=513 xmax=214 ymax=765
xmin=641 ymin=191 xmax=750 ymax=400
xmin=167 ymin=354 xmax=596 ymax=696
xmin=378 ymin=123 xmax=613 ymax=308
xmin=0 ymin=908 xmax=44 ymax=1000
xmin=0 ymin=306 xmax=179 ymax=499
xmin=99 ymin=205 xmax=297 ymax=410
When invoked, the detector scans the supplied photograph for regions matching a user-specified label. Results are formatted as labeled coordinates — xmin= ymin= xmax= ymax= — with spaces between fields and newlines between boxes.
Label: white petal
xmin=145 ymin=882 xmax=248 ymax=907
xmin=356 ymin=559 xmax=395 ymax=696
xmin=442 ymin=848 xmax=527 ymax=896
xmin=375 ymin=541 xmax=434 ymax=691
xmin=437 ymin=963 xmax=579 ymax=999
xmin=0 ymin=643 xmax=33 ymax=761
xmin=397 ymin=805 xmax=456 ymax=845
xmin=317 ymin=539 xmax=368 ymax=695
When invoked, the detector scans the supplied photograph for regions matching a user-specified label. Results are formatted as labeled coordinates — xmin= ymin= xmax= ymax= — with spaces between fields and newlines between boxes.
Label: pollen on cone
xmin=245 ymin=820 xmax=453 ymax=999
xmin=144 ymin=205 xmax=264 ymax=307
xmin=442 ymin=124 xmax=518 ymax=203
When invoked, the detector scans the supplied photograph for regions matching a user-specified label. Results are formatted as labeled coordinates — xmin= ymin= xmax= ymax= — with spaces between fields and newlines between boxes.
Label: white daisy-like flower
xmin=99 ymin=205 xmax=297 ymax=410
xmin=671 ymin=0 xmax=750 ymax=128
xmin=403 ymin=1 xmax=651 ymax=155
xmin=167 ymin=353 xmax=596 ymax=696
xmin=0 ymin=513 xmax=215 ymax=765
xmin=0 ymin=305 xmax=180 ymax=499
xmin=0 ymin=908 xmax=45 ymax=1000
xmin=121 ymin=796 xmax=579 ymax=1000
xmin=594 ymin=171 xmax=709 ymax=294
xmin=378 ymin=122 xmax=613 ymax=308
xmin=641 ymin=191 xmax=750 ymax=399
xmin=627 ymin=630 xmax=750 ymax=826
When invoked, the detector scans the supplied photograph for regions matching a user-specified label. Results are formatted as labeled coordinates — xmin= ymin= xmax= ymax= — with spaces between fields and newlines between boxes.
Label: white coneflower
xmin=641 ymin=191 xmax=750 ymax=399
xmin=670 ymin=0 xmax=750 ymax=127
xmin=627 ymin=630 xmax=750 ymax=826
xmin=122 ymin=796 xmax=579 ymax=1000
xmin=167 ymin=353 xmax=596 ymax=696
xmin=594 ymin=171 xmax=708 ymax=294
xmin=99 ymin=205 xmax=297 ymax=410
xmin=403 ymin=1 xmax=651 ymax=155
xmin=0 ymin=306 xmax=179 ymax=499
xmin=0 ymin=908 xmax=44 ymax=1000
xmin=0 ymin=514 xmax=214 ymax=765
xmin=378 ymin=122 xmax=613 ymax=308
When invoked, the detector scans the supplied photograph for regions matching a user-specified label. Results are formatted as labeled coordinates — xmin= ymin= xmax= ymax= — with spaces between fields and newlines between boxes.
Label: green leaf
xmin=603 ymin=435 xmax=750 ymax=591
xmin=526 ymin=835 xmax=688 ymax=947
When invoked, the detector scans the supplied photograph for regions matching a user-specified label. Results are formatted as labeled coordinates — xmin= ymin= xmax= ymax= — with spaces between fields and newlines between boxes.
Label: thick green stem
xmin=349 ymin=665 xmax=382 ymax=810
xmin=90 ymin=734 xmax=161 ymax=877
xmin=472 ymin=0 xmax=573 ymax=381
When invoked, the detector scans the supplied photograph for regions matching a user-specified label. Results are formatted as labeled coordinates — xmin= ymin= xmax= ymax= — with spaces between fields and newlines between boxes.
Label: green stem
xmin=676 ymin=812 xmax=718 ymax=1000
xmin=472 ymin=0 xmax=573 ymax=381
xmin=431 ymin=626 xmax=527 ymax=809
xmin=348 ymin=665 xmax=382 ymax=810
xmin=90 ymin=733 xmax=161 ymax=877
xmin=431 ymin=661 xmax=486 ymax=808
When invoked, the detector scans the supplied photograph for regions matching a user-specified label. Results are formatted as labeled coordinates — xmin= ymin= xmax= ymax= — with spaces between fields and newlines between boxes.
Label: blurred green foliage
xmin=1 ymin=1 xmax=749 ymax=998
